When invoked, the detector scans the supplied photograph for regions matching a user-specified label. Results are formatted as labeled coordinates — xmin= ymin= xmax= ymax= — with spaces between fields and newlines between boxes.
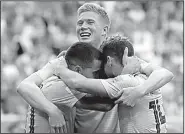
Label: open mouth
xmin=80 ymin=32 xmax=91 ymax=38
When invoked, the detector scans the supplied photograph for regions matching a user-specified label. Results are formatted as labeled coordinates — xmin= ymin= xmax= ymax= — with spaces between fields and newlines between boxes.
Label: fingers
xmin=61 ymin=125 xmax=67 ymax=133
xmin=59 ymin=127 xmax=64 ymax=133
xmin=55 ymin=126 xmax=65 ymax=133
xmin=122 ymin=99 xmax=132 ymax=107
xmin=130 ymin=103 xmax=135 ymax=107
xmin=51 ymin=124 xmax=66 ymax=133
xmin=123 ymin=99 xmax=135 ymax=107
xmin=58 ymin=57 xmax=68 ymax=68
xmin=57 ymin=51 xmax=67 ymax=58
xmin=115 ymin=96 xmax=135 ymax=107
xmin=137 ymin=57 xmax=146 ymax=64
xmin=56 ymin=127 xmax=61 ymax=133
xmin=57 ymin=123 xmax=67 ymax=133
xmin=135 ymin=67 xmax=141 ymax=73
xmin=122 ymin=47 xmax=128 ymax=66
xmin=50 ymin=127 xmax=55 ymax=133
xmin=114 ymin=90 xmax=124 ymax=99
xmin=114 ymin=98 xmax=123 ymax=104
xmin=63 ymin=124 xmax=67 ymax=133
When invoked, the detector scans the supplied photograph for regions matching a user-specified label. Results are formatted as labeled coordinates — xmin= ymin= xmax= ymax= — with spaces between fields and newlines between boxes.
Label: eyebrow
xmin=87 ymin=19 xmax=95 ymax=22
xmin=77 ymin=18 xmax=95 ymax=22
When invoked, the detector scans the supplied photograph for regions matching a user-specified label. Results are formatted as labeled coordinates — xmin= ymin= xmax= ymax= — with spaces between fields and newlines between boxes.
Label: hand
xmin=42 ymin=57 xmax=67 ymax=71
xmin=122 ymin=47 xmax=141 ymax=75
xmin=53 ymin=56 xmax=68 ymax=77
xmin=49 ymin=56 xmax=67 ymax=68
xmin=47 ymin=57 xmax=67 ymax=76
xmin=48 ymin=106 xmax=67 ymax=133
xmin=114 ymin=85 xmax=144 ymax=107
xmin=57 ymin=50 xmax=67 ymax=58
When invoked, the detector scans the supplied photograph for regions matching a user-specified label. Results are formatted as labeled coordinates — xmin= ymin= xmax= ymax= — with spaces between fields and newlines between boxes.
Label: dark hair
xmin=65 ymin=42 xmax=103 ymax=68
xmin=102 ymin=35 xmax=134 ymax=64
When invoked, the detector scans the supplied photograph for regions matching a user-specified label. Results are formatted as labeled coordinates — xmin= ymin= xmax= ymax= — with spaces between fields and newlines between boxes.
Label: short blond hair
xmin=77 ymin=3 xmax=110 ymax=27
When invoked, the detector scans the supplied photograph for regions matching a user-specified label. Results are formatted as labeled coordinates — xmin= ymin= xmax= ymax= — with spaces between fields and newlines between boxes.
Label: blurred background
xmin=1 ymin=1 xmax=183 ymax=133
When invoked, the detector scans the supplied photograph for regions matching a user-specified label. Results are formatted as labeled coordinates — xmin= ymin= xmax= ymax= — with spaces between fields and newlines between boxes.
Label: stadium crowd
xmin=1 ymin=1 xmax=183 ymax=133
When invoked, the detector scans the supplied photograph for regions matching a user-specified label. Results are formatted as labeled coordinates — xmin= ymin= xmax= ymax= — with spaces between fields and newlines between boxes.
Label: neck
xmin=96 ymin=37 xmax=105 ymax=49
xmin=91 ymin=41 xmax=102 ymax=49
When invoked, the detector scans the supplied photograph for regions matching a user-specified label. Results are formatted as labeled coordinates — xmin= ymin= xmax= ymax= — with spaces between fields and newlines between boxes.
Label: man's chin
xmin=106 ymin=73 xmax=115 ymax=78
xmin=79 ymin=38 xmax=93 ymax=43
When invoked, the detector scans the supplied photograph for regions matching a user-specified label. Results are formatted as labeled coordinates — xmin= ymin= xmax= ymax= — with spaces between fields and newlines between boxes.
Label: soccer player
xmin=53 ymin=35 xmax=174 ymax=133
xmin=18 ymin=42 xmax=116 ymax=133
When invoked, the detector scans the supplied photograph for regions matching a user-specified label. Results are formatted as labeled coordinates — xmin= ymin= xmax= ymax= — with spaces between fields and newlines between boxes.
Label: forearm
xmin=56 ymin=67 xmax=108 ymax=96
xmin=140 ymin=68 xmax=174 ymax=95
xmin=79 ymin=103 xmax=114 ymax=112
xmin=76 ymin=96 xmax=115 ymax=111
xmin=17 ymin=81 xmax=58 ymax=114
xmin=17 ymin=74 xmax=58 ymax=115
xmin=56 ymin=66 xmax=85 ymax=89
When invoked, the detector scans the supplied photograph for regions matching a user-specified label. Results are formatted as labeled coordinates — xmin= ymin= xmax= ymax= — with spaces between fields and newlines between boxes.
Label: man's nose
xmin=81 ymin=22 xmax=88 ymax=30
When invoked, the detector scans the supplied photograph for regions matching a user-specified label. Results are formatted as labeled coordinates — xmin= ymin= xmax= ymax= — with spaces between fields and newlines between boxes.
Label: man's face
xmin=104 ymin=62 xmax=113 ymax=78
xmin=104 ymin=56 xmax=123 ymax=78
xmin=76 ymin=11 xmax=106 ymax=48
xmin=81 ymin=59 xmax=102 ymax=79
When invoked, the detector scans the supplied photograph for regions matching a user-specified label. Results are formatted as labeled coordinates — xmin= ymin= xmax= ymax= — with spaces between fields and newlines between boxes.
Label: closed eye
xmin=87 ymin=20 xmax=95 ymax=25
xmin=77 ymin=20 xmax=83 ymax=26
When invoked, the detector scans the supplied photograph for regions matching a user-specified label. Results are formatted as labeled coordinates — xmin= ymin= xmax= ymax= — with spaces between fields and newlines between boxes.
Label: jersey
xmin=74 ymin=66 xmax=120 ymax=133
xmin=75 ymin=104 xmax=120 ymax=133
xmin=25 ymin=76 xmax=86 ymax=133
xmin=101 ymin=74 xmax=167 ymax=133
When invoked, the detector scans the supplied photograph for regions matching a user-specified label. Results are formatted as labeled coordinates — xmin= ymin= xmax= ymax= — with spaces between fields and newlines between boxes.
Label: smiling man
xmin=76 ymin=4 xmax=110 ymax=48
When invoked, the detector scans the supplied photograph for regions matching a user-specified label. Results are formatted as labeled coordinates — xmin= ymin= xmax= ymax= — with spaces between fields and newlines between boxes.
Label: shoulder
xmin=42 ymin=76 xmax=67 ymax=90
xmin=134 ymin=73 xmax=147 ymax=84
xmin=109 ymin=74 xmax=136 ymax=83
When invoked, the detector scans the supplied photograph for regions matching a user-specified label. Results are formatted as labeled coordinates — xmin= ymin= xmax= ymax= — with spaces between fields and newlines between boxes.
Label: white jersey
xmin=75 ymin=104 xmax=120 ymax=133
xmin=25 ymin=76 xmax=86 ymax=133
xmin=101 ymin=74 xmax=167 ymax=133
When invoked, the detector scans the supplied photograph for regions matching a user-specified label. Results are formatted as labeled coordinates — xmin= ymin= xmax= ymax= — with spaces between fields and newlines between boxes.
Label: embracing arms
xmin=17 ymin=57 xmax=114 ymax=113
xmin=53 ymin=52 xmax=174 ymax=106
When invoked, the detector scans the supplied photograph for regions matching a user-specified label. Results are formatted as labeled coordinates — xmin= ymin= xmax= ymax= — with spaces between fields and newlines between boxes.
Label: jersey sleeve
xmin=42 ymin=80 xmax=86 ymax=108
xmin=35 ymin=61 xmax=53 ymax=81
xmin=100 ymin=74 xmax=140 ymax=99
xmin=35 ymin=58 xmax=63 ymax=81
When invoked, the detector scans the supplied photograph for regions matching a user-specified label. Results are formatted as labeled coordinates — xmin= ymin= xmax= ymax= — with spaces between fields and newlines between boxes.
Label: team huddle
xmin=17 ymin=3 xmax=174 ymax=133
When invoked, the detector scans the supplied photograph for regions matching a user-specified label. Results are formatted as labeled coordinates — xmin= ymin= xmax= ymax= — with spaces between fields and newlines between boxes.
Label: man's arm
xmin=17 ymin=59 xmax=67 ymax=132
xmin=137 ymin=59 xmax=174 ymax=95
xmin=17 ymin=60 xmax=58 ymax=115
xmin=17 ymin=57 xmax=67 ymax=111
xmin=114 ymin=58 xmax=174 ymax=106
xmin=75 ymin=95 xmax=115 ymax=112
xmin=121 ymin=47 xmax=174 ymax=94
xmin=44 ymin=81 xmax=115 ymax=112
xmin=17 ymin=73 xmax=57 ymax=114
xmin=55 ymin=66 xmax=109 ymax=97
xmin=55 ymin=64 xmax=139 ymax=100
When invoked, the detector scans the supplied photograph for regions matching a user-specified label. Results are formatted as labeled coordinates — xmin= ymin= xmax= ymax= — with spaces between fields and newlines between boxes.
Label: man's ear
xmin=102 ymin=26 xmax=108 ymax=37
xmin=122 ymin=47 xmax=128 ymax=66
xmin=107 ymin=56 xmax=112 ymax=67
xmin=74 ymin=65 xmax=83 ymax=74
